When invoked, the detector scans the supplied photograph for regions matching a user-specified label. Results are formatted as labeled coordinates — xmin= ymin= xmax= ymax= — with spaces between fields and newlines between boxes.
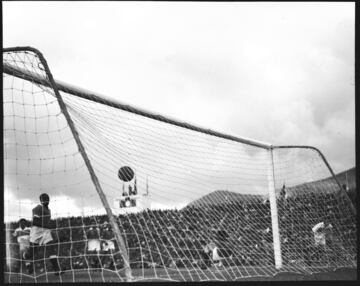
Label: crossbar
xmin=3 ymin=61 xmax=271 ymax=150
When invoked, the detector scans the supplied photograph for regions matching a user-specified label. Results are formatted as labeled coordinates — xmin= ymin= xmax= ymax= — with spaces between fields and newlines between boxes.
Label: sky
xmin=3 ymin=2 xmax=355 ymax=219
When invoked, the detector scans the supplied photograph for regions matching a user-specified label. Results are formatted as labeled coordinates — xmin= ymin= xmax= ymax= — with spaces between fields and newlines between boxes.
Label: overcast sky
xmin=3 ymin=2 xmax=355 ymax=219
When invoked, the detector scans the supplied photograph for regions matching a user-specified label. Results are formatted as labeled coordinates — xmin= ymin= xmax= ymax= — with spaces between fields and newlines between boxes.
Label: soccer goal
xmin=3 ymin=47 xmax=356 ymax=283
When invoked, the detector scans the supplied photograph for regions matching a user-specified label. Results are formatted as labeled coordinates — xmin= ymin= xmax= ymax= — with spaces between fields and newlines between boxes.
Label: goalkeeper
xmin=24 ymin=193 xmax=64 ymax=275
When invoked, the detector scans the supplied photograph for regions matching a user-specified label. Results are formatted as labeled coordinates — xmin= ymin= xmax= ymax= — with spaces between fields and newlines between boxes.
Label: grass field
xmin=4 ymin=267 xmax=357 ymax=283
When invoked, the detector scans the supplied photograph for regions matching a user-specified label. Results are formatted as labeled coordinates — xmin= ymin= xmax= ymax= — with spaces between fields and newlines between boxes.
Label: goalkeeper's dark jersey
xmin=32 ymin=204 xmax=51 ymax=229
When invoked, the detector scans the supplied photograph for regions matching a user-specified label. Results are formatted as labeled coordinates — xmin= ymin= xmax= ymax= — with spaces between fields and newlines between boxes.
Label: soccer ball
xmin=118 ymin=166 xmax=135 ymax=182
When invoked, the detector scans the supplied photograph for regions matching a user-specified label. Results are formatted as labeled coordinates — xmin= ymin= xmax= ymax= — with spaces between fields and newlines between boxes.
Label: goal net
xmin=3 ymin=47 xmax=356 ymax=283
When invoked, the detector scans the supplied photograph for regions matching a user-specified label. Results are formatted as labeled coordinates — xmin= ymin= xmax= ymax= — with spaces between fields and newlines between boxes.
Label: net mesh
xmin=273 ymin=148 xmax=357 ymax=272
xmin=3 ymin=48 xmax=356 ymax=283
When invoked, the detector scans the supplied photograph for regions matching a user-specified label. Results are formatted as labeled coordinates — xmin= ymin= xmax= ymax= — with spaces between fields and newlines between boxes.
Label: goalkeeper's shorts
xmin=29 ymin=226 xmax=53 ymax=245
xmin=87 ymin=239 xmax=101 ymax=251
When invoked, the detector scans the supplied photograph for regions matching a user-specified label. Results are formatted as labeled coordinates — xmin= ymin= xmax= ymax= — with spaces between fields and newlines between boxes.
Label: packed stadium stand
xmin=6 ymin=190 xmax=356 ymax=274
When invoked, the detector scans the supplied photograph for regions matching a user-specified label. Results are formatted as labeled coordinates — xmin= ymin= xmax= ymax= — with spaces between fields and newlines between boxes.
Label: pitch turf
xmin=4 ymin=267 xmax=356 ymax=283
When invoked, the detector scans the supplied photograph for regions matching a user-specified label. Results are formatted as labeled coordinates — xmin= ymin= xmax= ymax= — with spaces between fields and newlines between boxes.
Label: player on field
xmin=100 ymin=222 xmax=116 ymax=269
xmin=101 ymin=223 xmax=115 ymax=251
xmin=86 ymin=222 xmax=101 ymax=269
xmin=24 ymin=193 xmax=64 ymax=275
xmin=13 ymin=218 xmax=31 ymax=271
xmin=203 ymin=240 xmax=233 ymax=267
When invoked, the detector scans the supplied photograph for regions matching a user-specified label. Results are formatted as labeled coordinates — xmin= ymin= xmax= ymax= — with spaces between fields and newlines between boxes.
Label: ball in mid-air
xmin=118 ymin=166 xmax=135 ymax=182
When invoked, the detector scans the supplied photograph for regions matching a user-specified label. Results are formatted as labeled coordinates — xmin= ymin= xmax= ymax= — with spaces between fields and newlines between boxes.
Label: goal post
xmin=271 ymin=146 xmax=356 ymax=271
xmin=267 ymin=148 xmax=283 ymax=270
xmin=272 ymin=145 xmax=356 ymax=215
xmin=3 ymin=46 xmax=356 ymax=282
xmin=3 ymin=47 xmax=133 ymax=281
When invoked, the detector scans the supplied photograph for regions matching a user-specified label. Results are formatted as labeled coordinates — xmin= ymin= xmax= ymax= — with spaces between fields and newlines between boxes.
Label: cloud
xmin=3 ymin=2 xmax=355 ymax=220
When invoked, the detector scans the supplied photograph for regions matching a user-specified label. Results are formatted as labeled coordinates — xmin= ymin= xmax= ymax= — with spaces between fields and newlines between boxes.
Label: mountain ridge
xmin=185 ymin=167 xmax=356 ymax=208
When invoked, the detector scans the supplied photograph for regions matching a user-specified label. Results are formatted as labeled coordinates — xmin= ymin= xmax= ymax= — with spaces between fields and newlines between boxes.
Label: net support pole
xmin=28 ymin=48 xmax=133 ymax=281
xmin=267 ymin=147 xmax=283 ymax=270
xmin=273 ymin=145 xmax=356 ymax=215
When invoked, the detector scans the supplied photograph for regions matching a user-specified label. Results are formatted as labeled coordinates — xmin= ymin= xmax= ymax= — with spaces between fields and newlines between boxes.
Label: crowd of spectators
xmin=5 ymin=191 xmax=356 ymax=274
xmin=278 ymin=191 xmax=357 ymax=265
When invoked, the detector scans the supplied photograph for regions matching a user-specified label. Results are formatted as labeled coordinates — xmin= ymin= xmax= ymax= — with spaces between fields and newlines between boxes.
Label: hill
xmin=332 ymin=167 xmax=356 ymax=191
xmin=186 ymin=190 xmax=263 ymax=208
xmin=185 ymin=167 xmax=355 ymax=208
xmin=284 ymin=167 xmax=356 ymax=198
